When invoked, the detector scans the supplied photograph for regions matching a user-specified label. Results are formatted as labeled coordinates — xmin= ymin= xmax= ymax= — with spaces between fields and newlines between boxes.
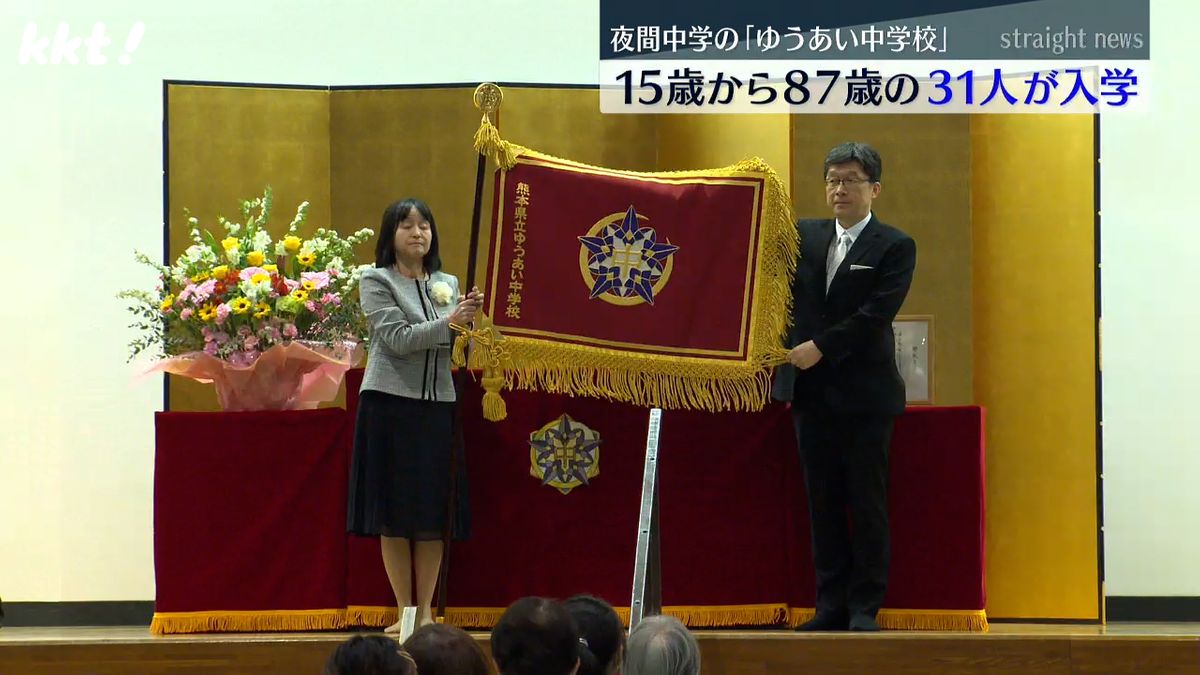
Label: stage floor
xmin=2 ymin=623 xmax=1198 ymax=674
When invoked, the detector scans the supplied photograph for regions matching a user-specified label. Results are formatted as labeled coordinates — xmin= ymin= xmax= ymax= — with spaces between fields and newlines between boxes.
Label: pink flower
xmin=179 ymin=308 xmax=194 ymax=320
xmin=216 ymin=303 xmax=231 ymax=324
xmin=321 ymin=293 xmax=341 ymax=306
xmin=213 ymin=331 xmax=230 ymax=346
xmin=237 ymin=325 xmax=252 ymax=336
xmin=203 ymin=341 xmax=218 ymax=355
xmin=282 ymin=323 xmax=298 ymax=339
xmin=192 ymin=279 xmax=217 ymax=303
xmin=305 ymin=301 xmax=317 ymax=312
xmin=239 ymin=266 xmax=267 ymax=281
xmin=284 ymin=278 xmax=300 ymax=293
xmin=178 ymin=285 xmax=195 ymax=303
xmin=301 ymin=271 xmax=331 ymax=290
xmin=244 ymin=336 xmax=259 ymax=350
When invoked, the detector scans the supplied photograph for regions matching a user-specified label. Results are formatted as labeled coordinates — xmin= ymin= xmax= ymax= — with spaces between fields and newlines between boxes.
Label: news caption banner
xmin=598 ymin=0 xmax=1149 ymax=114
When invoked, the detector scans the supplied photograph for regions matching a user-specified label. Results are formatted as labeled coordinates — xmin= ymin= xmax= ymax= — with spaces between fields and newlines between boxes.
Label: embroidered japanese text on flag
xmin=462 ymin=119 xmax=798 ymax=416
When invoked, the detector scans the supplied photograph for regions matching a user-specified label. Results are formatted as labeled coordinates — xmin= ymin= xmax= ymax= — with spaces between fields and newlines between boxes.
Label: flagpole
xmin=436 ymin=83 xmax=502 ymax=623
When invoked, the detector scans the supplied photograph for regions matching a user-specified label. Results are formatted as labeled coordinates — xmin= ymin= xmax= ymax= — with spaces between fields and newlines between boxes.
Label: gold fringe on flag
xmin=469 ymin=113 xmax=798 ymax=417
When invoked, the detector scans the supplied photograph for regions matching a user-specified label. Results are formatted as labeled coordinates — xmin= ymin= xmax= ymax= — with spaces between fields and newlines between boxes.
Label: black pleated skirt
xmin=346 ymin=390 xmax=470 ymax=540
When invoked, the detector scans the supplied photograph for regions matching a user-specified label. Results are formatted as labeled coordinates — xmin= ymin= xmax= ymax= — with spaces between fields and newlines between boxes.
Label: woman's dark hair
xmin=564 ymin=595 xmax=625 ymax=675
xmin=491 ymin=596 xmax=581 ymax=675
xmin=323 ymin=634 xmax=417 ymax=675
xmin=402 ymin=623 xmax=494 ymax=675
xmin=374 ymin=197 xmax=442 ymax=272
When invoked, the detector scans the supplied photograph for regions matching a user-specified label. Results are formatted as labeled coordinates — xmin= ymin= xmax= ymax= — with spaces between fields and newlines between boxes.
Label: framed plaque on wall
xmin=893 ymin=315 xmax=933 ymax=405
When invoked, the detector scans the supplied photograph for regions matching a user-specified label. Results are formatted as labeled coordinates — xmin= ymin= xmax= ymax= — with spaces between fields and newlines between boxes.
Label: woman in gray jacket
xmin=347 ymin=198 xmax=482 ymax=633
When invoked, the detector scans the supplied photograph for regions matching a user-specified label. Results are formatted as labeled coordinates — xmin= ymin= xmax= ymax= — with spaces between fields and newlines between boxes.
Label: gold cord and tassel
xmin=451 ymin=315 xmax=511 ymax=422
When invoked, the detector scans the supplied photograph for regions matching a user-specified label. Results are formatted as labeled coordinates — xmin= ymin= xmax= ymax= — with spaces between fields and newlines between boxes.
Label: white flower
xmin=311 ymin=238 xmax=329 ymax=253
xmin=326 ymin=256 xmax=345 ymax=273
xmin=252 ymin=230 xmax=272 ymax=251
xmin=274 ymin=241 xmax=287 ymax=257
xmin=429 ymin=280 xmax=454 ymax=306
xmin=226 ymin=248 xmax=241 ymax=265
xmin=238 ymin=278 xmax=272 ymax=302
xmin=184 ymin=244 xmax=206 ymax=263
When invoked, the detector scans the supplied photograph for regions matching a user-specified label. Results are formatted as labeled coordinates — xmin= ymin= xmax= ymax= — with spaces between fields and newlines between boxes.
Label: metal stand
xmin=630 ymin=408 xmax=663 ymax=631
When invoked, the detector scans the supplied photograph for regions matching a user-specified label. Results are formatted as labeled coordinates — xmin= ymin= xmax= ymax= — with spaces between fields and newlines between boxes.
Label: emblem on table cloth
xmin=578 ymin=205 xmax=679 ymax=307
xmin=529 ymin=414 xmax=602 ymax=495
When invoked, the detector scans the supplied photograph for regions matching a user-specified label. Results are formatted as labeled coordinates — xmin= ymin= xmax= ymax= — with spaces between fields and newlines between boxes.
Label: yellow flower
xmin=301 ymin=279 xmax=317 ymax=291
xmin=212 ymin=265 xmax=230 ymax=280
xmin=246 ymin=250 xmax=265 ymax=266
xmin=290 ymin=289 xmax=309 ymax=303
xmin=251 ymin=272 xmax=271 ymax=285
xmin=160 ymin=294 xmax=175 ymax=312
xmin=253 ymin=302 xmax=271 ymax=318
xmin=198 ymin=303 xmax=217 ymax=322
xmin=297 ymin=252 xmax=316 ymax=267
xmin=230 ymin=297 xmax=252 ymax=314
xmin=283 ymin=236 xmax=302 ymax=254
xmin=190 ymin=271 xmax=210 ymax=283
xmin=263 ymin=264 xmax=278 ymax=273
xmin=221 ymin=237 xmax=240 ymax=252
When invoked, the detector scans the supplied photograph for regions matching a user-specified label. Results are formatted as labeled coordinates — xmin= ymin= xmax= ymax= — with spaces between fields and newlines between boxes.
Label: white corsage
xmin=429 ymin=280 xmax=455 ymax=306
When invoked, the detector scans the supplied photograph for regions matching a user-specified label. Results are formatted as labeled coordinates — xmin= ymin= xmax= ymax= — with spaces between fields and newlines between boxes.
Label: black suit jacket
xmin=772 ymin=215 xmax=917 ymax=416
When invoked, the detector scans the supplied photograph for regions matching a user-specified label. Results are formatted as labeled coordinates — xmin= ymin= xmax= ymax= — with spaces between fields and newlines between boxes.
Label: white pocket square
xmin=849 ymin=264 xmax=874 ymax=271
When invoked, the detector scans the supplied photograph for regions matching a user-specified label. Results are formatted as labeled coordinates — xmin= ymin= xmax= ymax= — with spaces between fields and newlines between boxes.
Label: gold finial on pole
xmin=473 ymin=83 xmax=503 ymax=120
xmin=473 ymin=83 xmax=516 ymax=169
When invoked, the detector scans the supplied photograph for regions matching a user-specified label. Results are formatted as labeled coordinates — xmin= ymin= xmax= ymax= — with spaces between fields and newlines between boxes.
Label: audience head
xmin=624 ymin=615 xmax=700 ymax=675
xmin=564 ymin=595 xmax=625 ymax=675
xmin=323 ymin=634 xmax=417 ymax=675
xmin=491 ymin=596 xmax=582 ymax=675
xmin=403 ymin=622 xmax=494 ymax=675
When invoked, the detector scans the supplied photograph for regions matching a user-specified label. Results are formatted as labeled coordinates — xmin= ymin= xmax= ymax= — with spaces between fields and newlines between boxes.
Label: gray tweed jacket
xmin=358 ymin=266 xmax=460 ymax=402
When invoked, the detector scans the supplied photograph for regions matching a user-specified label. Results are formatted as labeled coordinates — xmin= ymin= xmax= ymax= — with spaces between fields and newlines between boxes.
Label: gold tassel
xmin=473 ymin=114 xmax=501 ymax=159
xmin=452 ymin=331 xmax=469 ymax=367
xmin=481 ymin=367 xmax=507 ymax=421
xmin=473 ymin=114 xmax=523 ymax=170
xmin=450 ymin=316 xmax=512 ymax=422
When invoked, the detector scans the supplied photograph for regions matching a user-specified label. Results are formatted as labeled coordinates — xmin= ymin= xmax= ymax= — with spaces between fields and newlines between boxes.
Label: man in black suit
xmin=773 ymin=142 xmax=917 ymax=632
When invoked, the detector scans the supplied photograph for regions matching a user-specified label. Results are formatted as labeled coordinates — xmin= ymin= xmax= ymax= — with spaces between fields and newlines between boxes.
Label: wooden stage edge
xmin=2 ymin=623 xmax=1198 ymax=675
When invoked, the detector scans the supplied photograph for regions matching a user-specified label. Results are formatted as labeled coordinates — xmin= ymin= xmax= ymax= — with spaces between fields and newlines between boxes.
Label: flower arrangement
xmin=119 ymin=188 xmax=374 ymax=410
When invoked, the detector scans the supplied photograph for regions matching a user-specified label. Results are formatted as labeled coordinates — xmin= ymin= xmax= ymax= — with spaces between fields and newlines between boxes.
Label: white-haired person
xmin=623 ymin=615 xmax=700 ymax=675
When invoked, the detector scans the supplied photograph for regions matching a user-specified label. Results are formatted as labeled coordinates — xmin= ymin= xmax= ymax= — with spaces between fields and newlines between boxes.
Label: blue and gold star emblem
xmin=529 ymin=414 xmax=601 ymax=495
xmin=578 ymin=205 xmax=679 ymax=306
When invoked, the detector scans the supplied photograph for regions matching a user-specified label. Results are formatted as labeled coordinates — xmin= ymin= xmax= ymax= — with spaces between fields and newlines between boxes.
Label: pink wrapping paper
xmin=147 ymin=341 xmax=364 ymax=411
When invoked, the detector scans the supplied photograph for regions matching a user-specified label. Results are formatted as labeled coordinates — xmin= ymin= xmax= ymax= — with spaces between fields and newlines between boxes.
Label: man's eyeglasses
xmin=824 ymin=177 xmax=873 ymax=188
